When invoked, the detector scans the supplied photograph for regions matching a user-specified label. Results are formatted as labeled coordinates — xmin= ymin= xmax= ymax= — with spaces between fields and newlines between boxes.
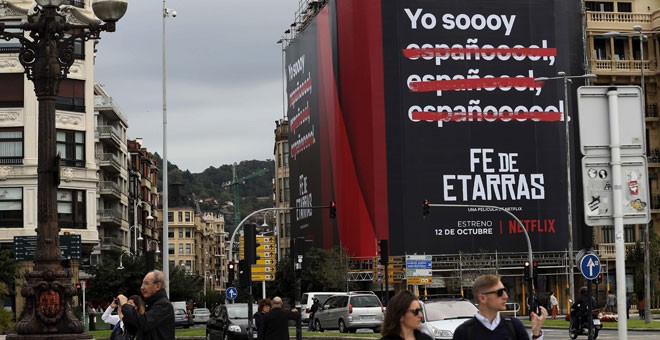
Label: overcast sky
xmin=94 ymin=0 xmax=298 ymax=173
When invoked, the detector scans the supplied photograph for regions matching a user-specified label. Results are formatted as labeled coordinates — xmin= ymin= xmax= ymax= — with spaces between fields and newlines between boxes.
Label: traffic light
xmin=524 ymin=261 xmax=531 ymax=280
xmin=595 ymin=273 xmax=603 ymax=284
xmin=378 ymin=239 xmax=389 ymax=266
xmin=532 ymin=261 xmax=538 ymax=279
xmin=228 ymin=263 xmax=235 ymax=286
xmin=423 ymin=199 xmax=430 ymax=217
xmin=238 ymin=259 xmax=250 ymax=288
xmin=244 ymin=223 xmax=260 ymax=265
xmin=330 ymin=201 xmax=337 ymax=219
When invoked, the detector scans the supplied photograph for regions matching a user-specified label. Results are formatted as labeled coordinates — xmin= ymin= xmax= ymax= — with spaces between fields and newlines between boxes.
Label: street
xmin=536 ymin=328 xmax=658 ymax=339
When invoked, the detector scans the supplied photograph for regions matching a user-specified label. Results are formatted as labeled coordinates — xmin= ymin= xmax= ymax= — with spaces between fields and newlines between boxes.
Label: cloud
xmin=95 ymin=0 xmax=297 ymax=172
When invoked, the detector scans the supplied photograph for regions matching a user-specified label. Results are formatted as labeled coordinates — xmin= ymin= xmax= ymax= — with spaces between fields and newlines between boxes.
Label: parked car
xmin=312 ymin=292 xmax=384 ymax=333
xmin=206 ymin=303 xmax=259 ymax=340
xmin=192 ymin=307 xmax=211 ymax=324
xmin=174 ymin=308 xmax=193 ymax=328
xmin=299 ymin=292 xmax=347 ymax=324
xmin=418 ymin=299 xmax=478 ymax=339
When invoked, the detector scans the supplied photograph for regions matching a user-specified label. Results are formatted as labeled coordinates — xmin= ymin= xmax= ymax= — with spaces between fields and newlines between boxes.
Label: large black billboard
xmin=383 ymin=0 xmax=585 ymax=254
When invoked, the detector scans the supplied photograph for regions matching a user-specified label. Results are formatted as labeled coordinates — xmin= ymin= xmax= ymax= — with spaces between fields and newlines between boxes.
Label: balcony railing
xmin=99 ymin=181 xmax=122 ymax=199
xmin=586 ymin=11 xmax=651 ymax=24
xmin=592 ymin=59 xmax=651 ymax=72
xmin=97 ymin=153 xmax=122 ymax=173
xmin=0 ymin=156 xmax=23 ymax=165
xmin=594 ymin=242 xmax=639 ymax=258
xmin=98 ymin=209 xmax=122 ymax=225
xmin=97 ymin=125 xmax=123 ymax=146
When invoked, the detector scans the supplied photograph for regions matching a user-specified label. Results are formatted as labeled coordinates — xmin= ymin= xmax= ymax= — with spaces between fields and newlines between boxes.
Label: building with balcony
xmin=127 ymin=139 xmax=159 ymax=255
xmin=95 ymin=84 xmax=130 ymax=262
xmin=273 ymin=119 xmax=291 ymax=259
xmin=0 ymin=1 xmax=102 ymax=261
xmin=586 ymin=1 xmax=660 ymax=274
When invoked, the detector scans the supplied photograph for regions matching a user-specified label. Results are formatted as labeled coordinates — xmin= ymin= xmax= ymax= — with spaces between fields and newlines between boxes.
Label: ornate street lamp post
xmin=0 ymin=0 xmax=127 ymax=337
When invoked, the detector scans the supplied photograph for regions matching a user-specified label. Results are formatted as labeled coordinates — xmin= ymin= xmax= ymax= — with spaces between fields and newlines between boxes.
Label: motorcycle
xmin=569 ymin=307 xmax=602 ymax=339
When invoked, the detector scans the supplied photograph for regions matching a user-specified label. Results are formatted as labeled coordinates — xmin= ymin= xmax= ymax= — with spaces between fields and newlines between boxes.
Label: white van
xmin=299 ymin=292 xmax=347 ymax=324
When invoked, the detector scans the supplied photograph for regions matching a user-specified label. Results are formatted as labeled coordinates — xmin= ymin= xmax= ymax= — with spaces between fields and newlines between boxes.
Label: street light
xmin=203 ymin=270 xmax=212 ymax=308
xmin=603 ymin=27 xmax=652 ymax=325
xmin=147 ymin=239 xmax=161 ymax=254
xmin=0 ymin=0 xmax=127 ymax=336
xmin=162 ymin=0 xmax=176 ymax=298
xmin=117 ymin=251 xmax=133 ymax=270
xmin=534 ymin=72 xmax=596 ymax=306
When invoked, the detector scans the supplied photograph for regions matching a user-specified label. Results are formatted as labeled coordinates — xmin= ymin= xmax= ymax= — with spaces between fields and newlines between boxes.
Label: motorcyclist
xmin=570 ymin=287 xmax=595 ymax=330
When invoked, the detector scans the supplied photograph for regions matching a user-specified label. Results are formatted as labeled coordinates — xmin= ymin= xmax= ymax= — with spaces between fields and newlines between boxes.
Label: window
xmin=624 ymin=225 xmax=636 ymax=242
xmin=283 ymin=142 xmax=290 ymax=166
xmin=185 ymin=260 xmax=192 ymax=271
xmin=185 ymin=229 xmax=192 ymax=238
xmin=602 ymin=226 xmax=614 ymax=243
xmin=168 ymin=244 xmax=174 ymax=255
xmin=56 ymin=79 xmax=85 ymax=112
xmin=186 ymin=244 xmax=191 ymax=255
xmin=278 ymin=143 xmax=282 ymax=167
xmin=0 ymin=74 xmax=23 ymax=107
xmin=168 ymin=212 xmax=174 ymax=222
xmin=178 ymin=212 xmax=183 ymax=222
xmin=0 ymin=128 xmax=23 ymax=165
xmin=185 ymin=212 xmax=191 ymax=222
xmin=168 ymin=229 xmax=174 ymax=238
xmin=57 ymin=189 xmax=85 ymax=229
xmin=0 ymin=187 xmax=22 ymax=228
xmin=284 ymin=177 xmax=290 ymax=201
xmin=617 ymin=2 xmax=632 ymax=12
xmin=179 ymin=244 xmax=183 ymax=254
xmin=585 ymin=1 xmax=614 ymax=12
xmin=593 ymin=37 xmax=608 ymax=60
xmin=0 ymin=20 xmax=21 ymax=52
xmin=57 ymin=130 xmax=84 ymax=167
xmin=178 ymin=228 xmax=183 ymax=238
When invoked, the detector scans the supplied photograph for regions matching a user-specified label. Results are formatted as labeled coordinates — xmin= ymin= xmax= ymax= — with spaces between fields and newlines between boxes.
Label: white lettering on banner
xmin=296 ymin=174 xmax=312 ymax=221
xmin=442 ymin=148 xmax=545 ymax=202
xmin=406 ymin=69 xmax=544 ymax=97
xmin=404 ymin=8 xmax=516 ymax=36
xmin=288 ymin=54 xmax=305 ymax=81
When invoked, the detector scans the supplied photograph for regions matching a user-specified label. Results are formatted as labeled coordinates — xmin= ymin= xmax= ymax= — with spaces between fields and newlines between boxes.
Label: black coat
xmin=380 ymin=330 xmax=433 ymax=340
xmin=121 ymin=289 xmax=175 ymax=340
xmin=257 ymin=307 xmax=298 ymax=340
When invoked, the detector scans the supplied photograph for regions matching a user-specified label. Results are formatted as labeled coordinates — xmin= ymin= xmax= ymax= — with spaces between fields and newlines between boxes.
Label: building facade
xmin=273 ymin=119 xmax=291 ymax=259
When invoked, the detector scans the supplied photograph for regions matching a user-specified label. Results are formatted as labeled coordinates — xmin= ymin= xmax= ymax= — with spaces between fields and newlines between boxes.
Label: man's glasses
xmin=482 ymin=287 xmax=508 ymax=297
xmin=408 ymin=308 xmax=423 ymax=316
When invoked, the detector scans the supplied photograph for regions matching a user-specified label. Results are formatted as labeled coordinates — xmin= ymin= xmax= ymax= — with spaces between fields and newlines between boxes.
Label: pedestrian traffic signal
xmin=524 ymin=261 xmax=531 ymax=280
xmin=329 ymin=201 xmax=337 ymax=219
xmin=244 ymin=223 xmax=260 ymax=265
xmin=423 ymin=199 xmax=430 ymax=217
xmin=378 ymin=239 xmax=389 ymax=266
xmin=532 ymin=261 xmax=538 ymax=279
xmin=595 ymin=273 xmax=603 ymax=284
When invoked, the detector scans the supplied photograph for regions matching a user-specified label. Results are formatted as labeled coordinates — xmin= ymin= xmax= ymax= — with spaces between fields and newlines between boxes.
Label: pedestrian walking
xmin=119 ymin=270 xmax=175 ymax=340
xmin=257 ymin=296 xmax=298 ymax=340
xmin=549 ymin=292 xmax=558 ymax=320
xmin=452 ymin=274 xmax=547 ymax=340
xmin=605 ymin=290 xmax=616 ymax=313
xmin=253 ymin=298 xmax=271 ymax=338
xmin=638 ymin=294 xmax=646 ymax=319
xmin=379 ymin=290 xmax=433 ymax=340
xmin=307 ymin=297 xmax=320 ymax=331
xmin=626 ymin=295 xmax=632 ymax=319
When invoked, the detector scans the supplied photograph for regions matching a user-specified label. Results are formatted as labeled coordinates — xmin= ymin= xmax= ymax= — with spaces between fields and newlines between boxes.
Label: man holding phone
xmin=117 ymin=270 xmax=174 ymax=340
xmin=452 ymin=274 xmax=547 ymax=340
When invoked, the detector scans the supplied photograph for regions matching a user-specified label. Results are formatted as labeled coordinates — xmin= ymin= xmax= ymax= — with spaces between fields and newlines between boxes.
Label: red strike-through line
xmin=411 ymin=111 xmax=562 ymax=122
xmin=402 ymin=47 xmax=557 ymax=59
xmin=410 ymin=77 xmax=542 ymax=92
xmin=291 ymin=107 xmax=310 ymax=132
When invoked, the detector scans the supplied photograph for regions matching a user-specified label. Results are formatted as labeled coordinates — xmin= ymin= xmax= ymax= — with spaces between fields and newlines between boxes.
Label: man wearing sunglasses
xmin=452 ymin=274 xmax=547 ymax=340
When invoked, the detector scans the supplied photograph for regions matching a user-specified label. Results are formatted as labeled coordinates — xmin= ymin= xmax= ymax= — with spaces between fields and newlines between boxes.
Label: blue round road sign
xmin=226 ymin=287 xmax=238 ymax=300
xmin=579 ymin=253 xmax=601 ymax=280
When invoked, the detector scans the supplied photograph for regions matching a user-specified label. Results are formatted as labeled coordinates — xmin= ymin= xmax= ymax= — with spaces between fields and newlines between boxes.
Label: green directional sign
xmin=14 ymin=235 xmax=82 ymax=261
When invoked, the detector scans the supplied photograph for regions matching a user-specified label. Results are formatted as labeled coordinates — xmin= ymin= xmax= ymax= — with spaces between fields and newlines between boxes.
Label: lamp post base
xmin=12 ymin=268 xmax=86 ymax=336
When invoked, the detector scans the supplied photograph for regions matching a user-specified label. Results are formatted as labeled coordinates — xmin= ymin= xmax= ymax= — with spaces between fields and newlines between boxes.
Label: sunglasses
xmin=408 ymin=308 xmax=424 ymax=316
xmin=482 ymin=287 xmax=508 ymax=297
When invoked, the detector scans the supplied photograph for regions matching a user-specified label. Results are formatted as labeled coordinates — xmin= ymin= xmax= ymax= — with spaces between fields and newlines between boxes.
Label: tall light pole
xmin=534 ymin=72 xmax=596 ymax=306
xmin=162 ymin=0 xmax=176 ymax=298
xmin=0 ymin=0 xmax=127 ymax=337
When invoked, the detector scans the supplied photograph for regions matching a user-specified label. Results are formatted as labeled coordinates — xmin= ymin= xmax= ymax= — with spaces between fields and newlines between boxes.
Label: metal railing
xmin=586 ymin=11 xmax=651 ymax=23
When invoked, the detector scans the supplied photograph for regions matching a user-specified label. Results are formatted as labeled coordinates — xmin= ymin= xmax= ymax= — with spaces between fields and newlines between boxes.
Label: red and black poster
xmin=287 ymin=0 xmax=585 ymax=257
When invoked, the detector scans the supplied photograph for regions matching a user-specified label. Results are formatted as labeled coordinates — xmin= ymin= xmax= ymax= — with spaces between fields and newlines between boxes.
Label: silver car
xmin=313 ymin=292 xmax=384 ymax=333
xmin=419 ymin=299 xmax=478 ymax=339
xmin=192 ymin=307 xmax=210 ymax=324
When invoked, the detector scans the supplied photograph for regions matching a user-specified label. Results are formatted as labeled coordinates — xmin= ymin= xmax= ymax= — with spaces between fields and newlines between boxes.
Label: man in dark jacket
xmin=119 ymin=270 xmax=175 ymax=340
xmin=258 ymin=296 xmax=298 ymax=340
xmin=453 ymin=274 xmax=546 ymax=340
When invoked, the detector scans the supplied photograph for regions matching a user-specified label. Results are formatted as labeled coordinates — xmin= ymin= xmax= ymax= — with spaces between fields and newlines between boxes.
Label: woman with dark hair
xmin=253 ymin=298 xmax=272 ymax=338
xmin=380 ymin=290 xmax=433 ymax=340
xmin=110 ymin=295 xmax=145 ymax=340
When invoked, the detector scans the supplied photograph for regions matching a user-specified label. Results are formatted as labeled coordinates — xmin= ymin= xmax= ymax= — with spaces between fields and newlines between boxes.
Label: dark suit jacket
xmin=258 ymin=306 xmax=298 ymax=340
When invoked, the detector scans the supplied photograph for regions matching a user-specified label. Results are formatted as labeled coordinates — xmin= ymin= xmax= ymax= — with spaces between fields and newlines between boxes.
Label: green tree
xmin=0 ymin=250 xmax=18 ymax=297
xmin=0 ymin=282 xmax=15 ymax=333
xmin=86 ymin=250 xmax=146 ymax=302
xmin=626 ymin=230 xmax=660 ymax=301
xmin=169 ymin=266 xmax=203 ymax=302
